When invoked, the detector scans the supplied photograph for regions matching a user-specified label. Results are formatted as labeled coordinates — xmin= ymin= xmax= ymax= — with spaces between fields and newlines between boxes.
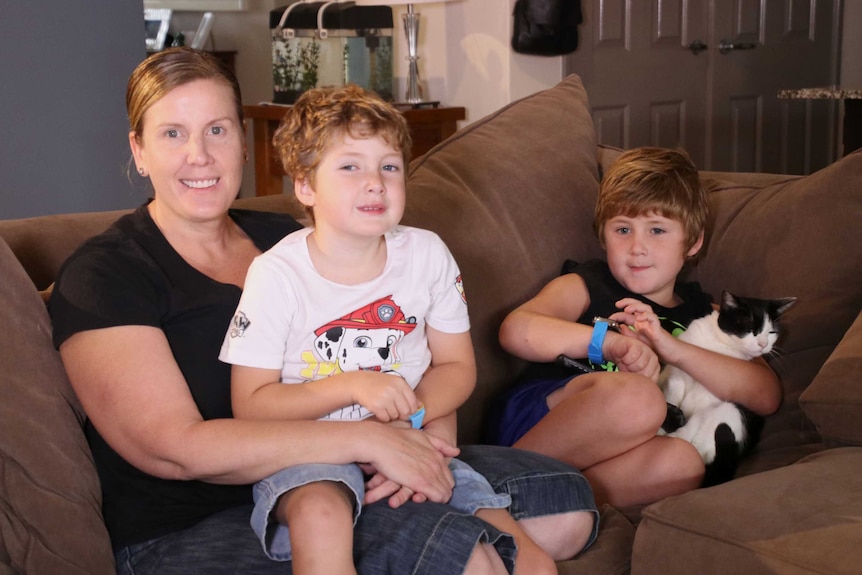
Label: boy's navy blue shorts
xmin=494 ymin=375 xmax=579 ymax=447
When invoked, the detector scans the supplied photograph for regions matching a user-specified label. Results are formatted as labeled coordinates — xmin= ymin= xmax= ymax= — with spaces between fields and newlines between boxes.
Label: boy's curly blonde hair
xmin=595 ymin=147 xmax=709 ymax=254
xmin=273 ymin=84 xmax=412 ymax=189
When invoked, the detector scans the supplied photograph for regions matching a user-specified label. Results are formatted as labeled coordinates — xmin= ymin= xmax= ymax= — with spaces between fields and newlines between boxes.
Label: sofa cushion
xmin=0 ymin=209 xmax=127 ymax=291
xmin=0 ymin=237 xmax=114 ymax=574
xmin=687 ymin=150 xmax=862 ymax=466
xmin=799 ymin=309 xmax=862 ymax=445
xmin=632 ymin=447 xmax=862 ymax=575
xmin=403 ymin=74 xmax=604 ymax=442
xmin=560 ymin=506 xmax=635 ymax=575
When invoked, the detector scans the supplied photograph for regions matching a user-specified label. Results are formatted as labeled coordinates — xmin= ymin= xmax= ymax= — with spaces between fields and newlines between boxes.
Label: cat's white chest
xmin=660 ymin=366 xmax=721 ymax=416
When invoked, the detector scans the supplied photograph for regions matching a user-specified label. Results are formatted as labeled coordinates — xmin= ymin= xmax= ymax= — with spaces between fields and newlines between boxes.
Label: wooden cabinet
xmin=243 ymin=104 xmax=466 ymax=197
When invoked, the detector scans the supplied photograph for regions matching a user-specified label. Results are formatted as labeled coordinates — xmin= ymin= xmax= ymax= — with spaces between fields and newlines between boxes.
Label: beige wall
xmin=182 ymin=0 xmax=861 ymax=117
xmin=172 ymin=0 xmax=564 ymax=118
xmin=170 ymin=0 xmax=564 ymax=195
xmin=172 ymin=1 xmax=859 ymax=196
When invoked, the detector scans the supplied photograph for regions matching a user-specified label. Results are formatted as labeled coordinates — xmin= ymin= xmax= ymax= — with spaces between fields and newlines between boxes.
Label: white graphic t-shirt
xmin=219 ymin=226 xmax=469 ymax=421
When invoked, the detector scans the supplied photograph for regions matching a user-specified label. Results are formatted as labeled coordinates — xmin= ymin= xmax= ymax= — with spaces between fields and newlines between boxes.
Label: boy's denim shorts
xmin=114 ymin=445 xmax=598 ymax=575
xmin=251 ymin=458 xmax=513 ymax=561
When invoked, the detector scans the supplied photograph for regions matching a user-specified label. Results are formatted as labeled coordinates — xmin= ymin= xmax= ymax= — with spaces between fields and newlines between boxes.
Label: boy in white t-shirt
xmin=220 ymin=85 xmax=557 ymax=574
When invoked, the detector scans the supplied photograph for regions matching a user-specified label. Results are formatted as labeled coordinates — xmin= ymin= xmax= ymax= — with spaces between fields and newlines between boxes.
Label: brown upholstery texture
xmin=800 ymin=310 xmax=862 ymax=445
xmin=0 ymin=237 xmax=115 ymax=575
xmin=560 ymin=506 xmax=635 ymax=575
xmin=632 ymin=447 xmax=862 ymax=575
xmin=404 ymin=74 xmax=604 ymax=442
xmin=0 ymin=209 xmax=127 ymax=291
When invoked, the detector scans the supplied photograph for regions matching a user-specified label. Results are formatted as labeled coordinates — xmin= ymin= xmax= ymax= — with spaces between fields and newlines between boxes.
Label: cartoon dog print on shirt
xmin=310 ymin=295 xmax=417 ymax=420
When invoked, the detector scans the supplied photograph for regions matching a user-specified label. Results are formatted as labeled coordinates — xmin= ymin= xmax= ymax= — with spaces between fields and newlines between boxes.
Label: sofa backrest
xmin=0 ymin=209 xmax=129 ymax=291
xmin=0 ymin=194 xmax=305 ymax=292
xmin=686 ymin=154 xmax=862 ymax=464
xmin=0 ymin=74 xmax=605 ymax=447
xmin=0 ymin=236 xmax=115 ymax=573
xmin=4 ymin=73 xmax=857 ymax=455
xmin=403 ymin=74 xmax=605 ymax=442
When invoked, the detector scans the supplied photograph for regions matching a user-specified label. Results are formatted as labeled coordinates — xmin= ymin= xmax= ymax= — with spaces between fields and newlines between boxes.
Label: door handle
xmin=687 ymin=40 xmax=708 ymax=55
xmin=718 ymin=40 xmax=757 ymax=54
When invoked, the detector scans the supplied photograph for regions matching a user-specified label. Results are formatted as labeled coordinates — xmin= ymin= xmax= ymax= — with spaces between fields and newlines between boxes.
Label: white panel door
xmin=710 ymin=0 xmax=840 ymax=173
xmin=565 ymin=0 xmax=840 ymax=174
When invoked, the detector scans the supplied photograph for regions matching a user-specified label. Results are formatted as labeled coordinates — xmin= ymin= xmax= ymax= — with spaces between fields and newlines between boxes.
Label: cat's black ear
xmin=721 ymin=290 xmax=740 ymax=310
xmin=772 ymin=297 xmax=797 ymax=317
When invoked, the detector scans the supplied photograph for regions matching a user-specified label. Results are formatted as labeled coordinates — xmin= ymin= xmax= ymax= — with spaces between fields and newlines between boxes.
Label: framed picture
xmin=190 ymin=12 xmax=215 ymax=50
xmin=144 ymin=8 xmax=172 ymax=52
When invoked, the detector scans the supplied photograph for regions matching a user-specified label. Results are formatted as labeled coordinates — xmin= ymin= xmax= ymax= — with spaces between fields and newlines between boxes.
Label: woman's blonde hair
xmin=126 ymin=47 xmax=243 ymax=142
xmin=595 ymin=147 xmax=709 ymax=252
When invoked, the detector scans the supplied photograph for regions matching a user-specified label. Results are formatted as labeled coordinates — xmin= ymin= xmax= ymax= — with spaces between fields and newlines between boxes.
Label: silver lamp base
xmin=402 ymin=4 xmax=428 ymax=106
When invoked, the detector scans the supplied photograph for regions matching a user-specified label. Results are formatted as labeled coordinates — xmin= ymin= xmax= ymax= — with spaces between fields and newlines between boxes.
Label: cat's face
xmin=731 ymin=316 xmax=780 ymax=357
xmin=717 ymin=291 xmax=797 ymax=358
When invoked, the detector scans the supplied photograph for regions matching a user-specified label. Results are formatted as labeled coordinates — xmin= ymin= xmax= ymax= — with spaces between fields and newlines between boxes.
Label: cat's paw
xmin=662 ymin=403 xmax=686 ymax=433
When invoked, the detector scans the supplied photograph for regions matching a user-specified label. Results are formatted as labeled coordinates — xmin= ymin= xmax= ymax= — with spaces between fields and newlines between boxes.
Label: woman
xmin=49 ymin=48 xmax=597 ymax=574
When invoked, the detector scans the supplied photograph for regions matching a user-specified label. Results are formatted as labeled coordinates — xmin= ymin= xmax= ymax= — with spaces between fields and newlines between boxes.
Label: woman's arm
xmin=60 ymin=325 xmax=457 ymax=500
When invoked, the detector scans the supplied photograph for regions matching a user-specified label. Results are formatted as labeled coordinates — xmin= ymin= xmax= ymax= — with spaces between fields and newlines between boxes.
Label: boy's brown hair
xmin=594 ymin=147 xmax=709 ymax=253
xmin=273 ymin=84 xmax=412 ymax=189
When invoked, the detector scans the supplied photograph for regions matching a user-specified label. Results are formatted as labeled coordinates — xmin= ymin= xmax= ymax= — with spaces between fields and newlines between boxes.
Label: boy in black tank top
xmin=492 ymin=147 xmax=782 ymax=508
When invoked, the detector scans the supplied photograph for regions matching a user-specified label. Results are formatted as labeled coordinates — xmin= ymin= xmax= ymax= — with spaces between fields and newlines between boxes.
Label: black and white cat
xmin=659 ymin=290 xmax=796 ymax=486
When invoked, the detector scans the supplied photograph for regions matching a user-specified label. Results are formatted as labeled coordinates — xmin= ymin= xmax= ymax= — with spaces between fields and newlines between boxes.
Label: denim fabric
xmin=354 ymin=500 xmax=517 ymax=575
xmin=251 ymin=463 xmax=365 ymax=561
xmin=448 ymin=457 xmax=512 ymax=514
xmin=459 ymin=445 xmax=600 ymax=550
xmin=115 ymin=445 xmax=597 ymax=574
xmin=252 ymin=459 xmax=511 ymax=561
xmin=115 ymin=504 xmax=291 ymax=575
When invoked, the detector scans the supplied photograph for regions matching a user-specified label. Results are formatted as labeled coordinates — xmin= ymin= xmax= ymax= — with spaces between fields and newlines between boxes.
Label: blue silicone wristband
xmin=409 ymin=405 xmax=426 ymax=429
xmin=588 ymin=320 xmax=609 ymax=365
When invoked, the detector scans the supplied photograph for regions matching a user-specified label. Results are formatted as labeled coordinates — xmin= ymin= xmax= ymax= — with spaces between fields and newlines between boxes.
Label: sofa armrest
xmin=799 ymin=309 xmax=862 ymax=445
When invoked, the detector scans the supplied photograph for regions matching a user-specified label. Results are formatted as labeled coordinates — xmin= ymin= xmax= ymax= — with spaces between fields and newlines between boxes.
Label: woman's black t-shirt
xmin=49 ymin=204 xmax=302 ymax=550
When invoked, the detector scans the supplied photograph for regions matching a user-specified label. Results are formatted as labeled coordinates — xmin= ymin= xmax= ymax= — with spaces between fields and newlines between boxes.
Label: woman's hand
xmin=361 ymin=464 xmax=430 ymax=508
xmin=360 ymin=425 xmax=458 ymax=507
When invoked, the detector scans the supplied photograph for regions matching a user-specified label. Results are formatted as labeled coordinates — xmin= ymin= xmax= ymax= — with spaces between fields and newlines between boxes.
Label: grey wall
xmin=1 ymin=1 xmax=147 ymax=219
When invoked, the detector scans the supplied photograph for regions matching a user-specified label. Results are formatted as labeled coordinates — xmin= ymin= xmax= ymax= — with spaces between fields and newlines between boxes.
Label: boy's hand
xmin=610 ymin=298 xmax=665 ymax=345
xmin=353 ymin=372 xmax=419 ymax=423
xmin=603 ymin=331 xmax=661 ymax=382
xmin=611 ymin=298 xmax=679 ymax=361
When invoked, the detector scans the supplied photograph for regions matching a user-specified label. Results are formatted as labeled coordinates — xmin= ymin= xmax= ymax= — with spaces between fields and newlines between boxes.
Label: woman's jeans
xmin=114 ymin=445 xmax=599 ymax=575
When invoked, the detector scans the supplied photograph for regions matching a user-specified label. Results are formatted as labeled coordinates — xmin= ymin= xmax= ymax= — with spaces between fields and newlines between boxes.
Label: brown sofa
xmin=1 ymin=74 xmax=860 ymax=575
